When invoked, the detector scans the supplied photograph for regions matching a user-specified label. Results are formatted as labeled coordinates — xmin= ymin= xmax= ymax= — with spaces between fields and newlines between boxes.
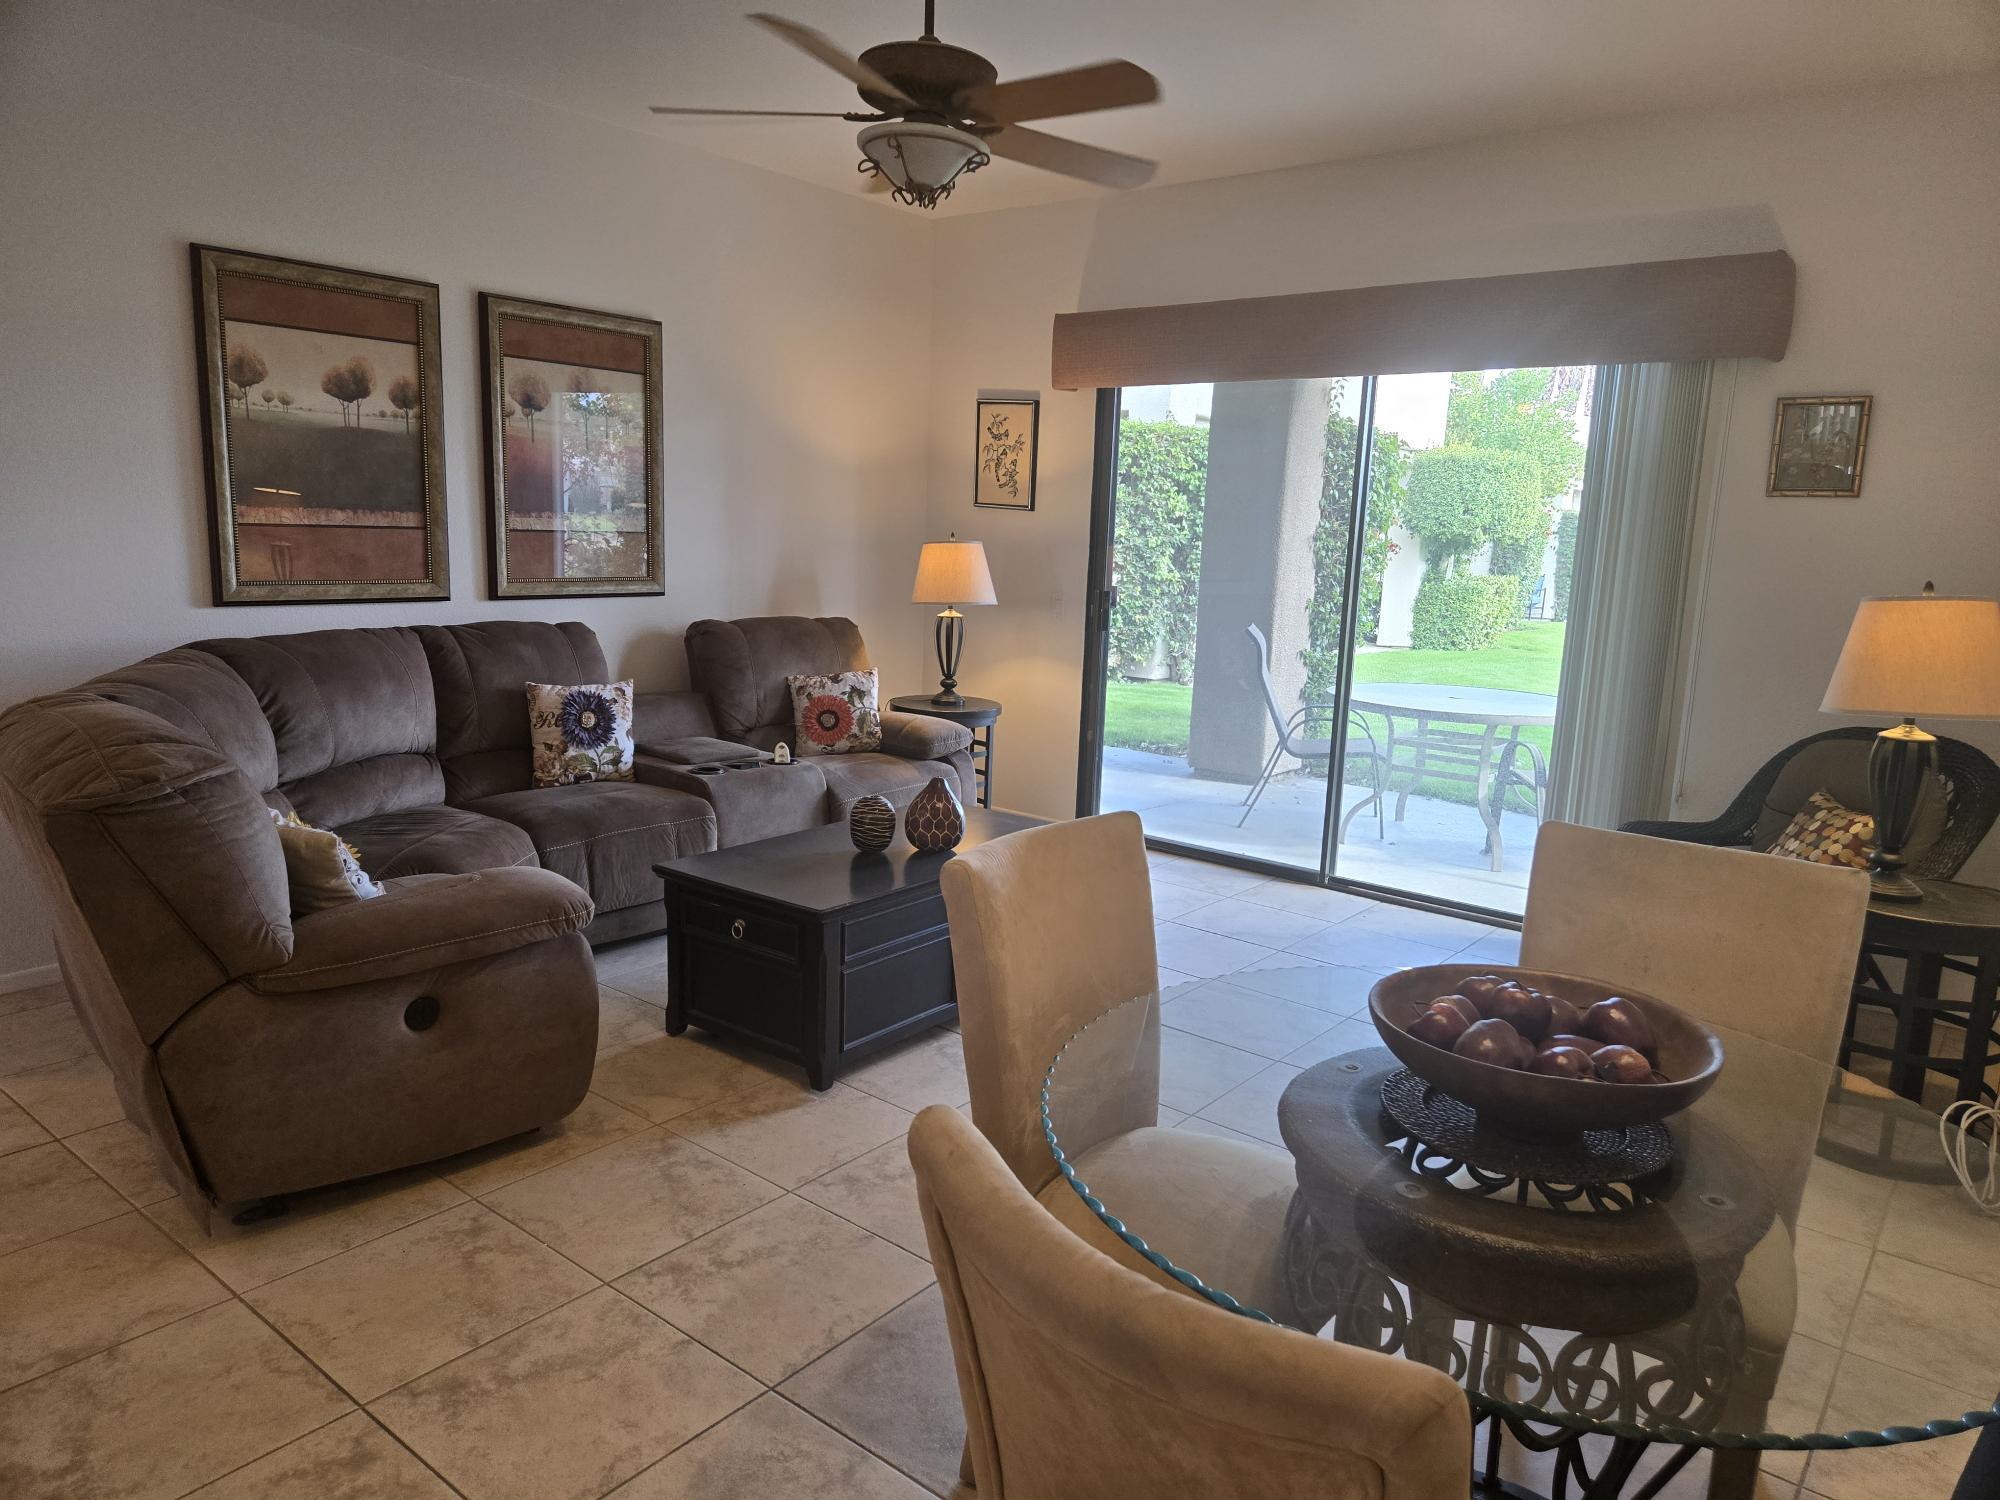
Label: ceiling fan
xmin=649 ymin=3 xmax=1160 ymax=208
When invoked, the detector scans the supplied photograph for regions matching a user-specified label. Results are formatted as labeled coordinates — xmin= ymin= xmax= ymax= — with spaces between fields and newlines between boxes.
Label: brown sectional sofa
xmin=0 ymin=613 xmax=969 ymax=1224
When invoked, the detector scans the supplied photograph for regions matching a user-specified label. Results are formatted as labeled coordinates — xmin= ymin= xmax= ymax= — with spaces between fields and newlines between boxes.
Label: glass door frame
xmin=1073 ymin=384 xmax=1524 ymax=927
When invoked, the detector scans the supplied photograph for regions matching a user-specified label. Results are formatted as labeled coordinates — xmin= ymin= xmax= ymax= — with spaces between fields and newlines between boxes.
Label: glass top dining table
xmin=1041 ymin=994 xmax=2000 ymax=1486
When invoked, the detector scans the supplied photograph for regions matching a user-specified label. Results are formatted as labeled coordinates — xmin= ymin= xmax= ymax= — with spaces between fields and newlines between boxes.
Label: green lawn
xmin=1104 ymin=621 xmax=1564 ymax=809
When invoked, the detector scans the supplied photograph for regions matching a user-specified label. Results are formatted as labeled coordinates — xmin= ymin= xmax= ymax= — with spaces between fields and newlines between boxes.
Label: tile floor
xmin=0 ymin=850 xmax=1977 ymax=1499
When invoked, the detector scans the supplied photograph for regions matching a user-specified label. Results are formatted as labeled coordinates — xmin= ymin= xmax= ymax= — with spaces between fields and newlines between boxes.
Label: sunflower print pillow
xmin=527 ymin=680 xmax=636 ymax=787
xmin=786 ymin=669 xmax=882 ymax=756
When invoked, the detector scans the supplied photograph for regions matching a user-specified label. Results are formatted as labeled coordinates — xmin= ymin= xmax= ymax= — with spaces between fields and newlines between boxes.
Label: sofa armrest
xmin=640 ymin=735 xmax=768 ymax=766
xmin=879 ymin=709 xmax=973 ymax=760
xmin=633 ymin=689 xmax=719 ymax=748
xmin=249 ymin=867 xmax=593 ymax=994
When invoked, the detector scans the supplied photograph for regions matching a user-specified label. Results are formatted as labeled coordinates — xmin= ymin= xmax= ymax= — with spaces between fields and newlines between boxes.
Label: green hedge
xmin=1553 ymin=510 xmax=1579 ymax=621
xmin=1107 ymin=421 xmax=1208 ymax=682
xmin=1411 ymin=573 xmax=1519 ymax=651
xmin=1401 ymin=445 xmax=1547 ymax=575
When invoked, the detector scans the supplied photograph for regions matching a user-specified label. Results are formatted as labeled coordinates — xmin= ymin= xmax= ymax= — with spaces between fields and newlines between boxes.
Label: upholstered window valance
xmin=1049 ymin=251 xmax=1795 ymax=390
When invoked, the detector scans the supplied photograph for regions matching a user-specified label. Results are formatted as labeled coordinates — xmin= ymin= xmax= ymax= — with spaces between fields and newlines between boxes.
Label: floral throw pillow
xmin=788 ymin=669 xmax=882 ymax=756
xmin=528 ymin=680 xmax=635 ymax=787
xmin=1768 ymin=788 xmax=1875 ymax=870
xmin=268 ymin=807 xmax=382 ymax=914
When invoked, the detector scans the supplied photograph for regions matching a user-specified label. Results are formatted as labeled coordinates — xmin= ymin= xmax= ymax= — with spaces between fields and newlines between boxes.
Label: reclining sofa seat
xmin=684 ymin=615 xmax=976 ymax=818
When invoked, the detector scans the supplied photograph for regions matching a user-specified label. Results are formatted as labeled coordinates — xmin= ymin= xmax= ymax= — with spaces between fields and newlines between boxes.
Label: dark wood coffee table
xmin=654 ymin=808 xmax=1043 ymax=1089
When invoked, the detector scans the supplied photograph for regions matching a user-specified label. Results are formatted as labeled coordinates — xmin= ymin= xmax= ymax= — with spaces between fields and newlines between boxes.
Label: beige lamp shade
xmin=1821 ymin=593 xmax=2000 ymax=719
xmin=912 ymin=540 xmax=997 ymax=605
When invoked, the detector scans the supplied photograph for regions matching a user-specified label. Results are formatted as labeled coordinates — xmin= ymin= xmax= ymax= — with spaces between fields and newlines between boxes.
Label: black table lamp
xmin=1821 ymin=584 xmax=2000 ymax=901
xmin=911 ymin=536 xmax=996 ymax=706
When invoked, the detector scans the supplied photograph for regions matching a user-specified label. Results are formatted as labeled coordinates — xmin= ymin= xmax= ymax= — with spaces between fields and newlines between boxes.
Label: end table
xmin=1843 ymin=877 xmax=2000 ymax=1105
xmin=888 ymin=694 xmax=1001 ymax=808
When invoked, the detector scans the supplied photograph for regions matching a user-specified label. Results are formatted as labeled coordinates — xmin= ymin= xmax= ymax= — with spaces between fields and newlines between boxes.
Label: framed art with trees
xmin=479 ymin=293 xmax=665 ymax=598
xmin=190 ymin=244 xmax=449 ymax=604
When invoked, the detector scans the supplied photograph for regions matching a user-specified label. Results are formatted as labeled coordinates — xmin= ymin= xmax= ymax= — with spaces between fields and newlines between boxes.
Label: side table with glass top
xmin=1043 ymin=993 xmax=2000 ymax=1500
xmin=1846 ymin=878 xmax=2000 ymax=1104
xmin=887 ymin=694 xmax=1000 ymax=808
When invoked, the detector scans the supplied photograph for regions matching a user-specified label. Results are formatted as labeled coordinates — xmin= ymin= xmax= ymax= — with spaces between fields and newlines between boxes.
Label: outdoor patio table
xmin=1346 ymin=682 xmax=1557 ymax=872
xmin=1043 ymin=993 xmax=2000 ymax=1500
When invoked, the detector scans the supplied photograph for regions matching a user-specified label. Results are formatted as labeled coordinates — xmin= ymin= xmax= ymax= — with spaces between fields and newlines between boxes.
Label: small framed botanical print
xmin=480 ymin=294 xmax=664 ymax=597
xmin=974 ymin=397 xmax=1038 ymax=511
xmin=191 ymin=245 xmax=449 ymax=604
xmin=1768 ymin=395 xmax=1872 ymax=497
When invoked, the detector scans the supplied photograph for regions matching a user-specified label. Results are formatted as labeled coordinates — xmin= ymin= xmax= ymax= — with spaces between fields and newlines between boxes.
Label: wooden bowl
xmin=1367 ymin=964 xmax=1724 ymax=1139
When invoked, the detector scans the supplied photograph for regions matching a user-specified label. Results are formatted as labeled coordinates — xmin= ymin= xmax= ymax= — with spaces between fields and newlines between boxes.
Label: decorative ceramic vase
xmin=904 ymin=775 xmax=966 ymax=852
xmin=849 ymin=794 xmax=895 ymax=852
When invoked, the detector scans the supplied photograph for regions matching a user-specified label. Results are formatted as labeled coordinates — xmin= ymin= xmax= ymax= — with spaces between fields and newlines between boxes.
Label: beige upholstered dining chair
xmin=939 ymin=811 xmax=1300 ymax=1324
xmin=909 ymin=1104 xmax=1472 ymax=1500
xmin=1520 ymin=821 xmax=1871 ymax=1500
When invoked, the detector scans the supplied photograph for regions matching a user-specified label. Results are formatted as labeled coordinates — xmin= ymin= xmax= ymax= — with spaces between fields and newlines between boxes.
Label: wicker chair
xmin=1620 ymin=725 xmax=2000 ymax=880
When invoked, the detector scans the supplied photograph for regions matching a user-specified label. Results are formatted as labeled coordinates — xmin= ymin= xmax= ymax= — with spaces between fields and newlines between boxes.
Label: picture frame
xmin=1767 ymin=395 xmax=1872 ymax=497
xmin=480 ymin=293 xmax=665 ymax=598
xmin=191 ymin=244 xmax=449 ymax=604
xmin=974 ymin=397 xmax=1038 ymax=511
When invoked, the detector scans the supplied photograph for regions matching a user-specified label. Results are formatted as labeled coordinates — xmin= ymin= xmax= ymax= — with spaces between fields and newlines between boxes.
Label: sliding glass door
xmin=1082 ymin=367 xmax=1596 ymax=917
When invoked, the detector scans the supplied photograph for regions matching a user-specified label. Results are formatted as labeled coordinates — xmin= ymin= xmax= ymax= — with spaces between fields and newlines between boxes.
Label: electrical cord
xmin=1941 ymin=1099 xmax=2000 ymax=1215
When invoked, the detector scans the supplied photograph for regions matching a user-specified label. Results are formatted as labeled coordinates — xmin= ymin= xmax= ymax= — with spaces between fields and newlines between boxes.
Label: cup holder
xmin=689 ymin=765 xmax=725 ymax=776
xmin=404 ymin=995 xmax=441 ymax=1032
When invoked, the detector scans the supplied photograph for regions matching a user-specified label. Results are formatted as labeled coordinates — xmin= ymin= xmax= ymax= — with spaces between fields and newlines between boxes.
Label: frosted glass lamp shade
xmin=1821 ymin=594 xmax=2000 ymax=719
xmin=857 ymin=122 xmax=989 ymax=208
xmin=912 ymin=542 xmax=997 ymax=606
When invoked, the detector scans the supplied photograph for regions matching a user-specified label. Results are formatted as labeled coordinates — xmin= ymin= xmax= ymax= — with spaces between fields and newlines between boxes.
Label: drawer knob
xmin=730 ymin=918 xmax=746 ymax=941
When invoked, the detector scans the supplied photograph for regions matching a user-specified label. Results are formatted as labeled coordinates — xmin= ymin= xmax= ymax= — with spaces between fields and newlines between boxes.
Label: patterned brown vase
xmin=848 ymin=794 xmax=896 ymax=852
xmin=904 ymin=775 xmax=965 ymax=852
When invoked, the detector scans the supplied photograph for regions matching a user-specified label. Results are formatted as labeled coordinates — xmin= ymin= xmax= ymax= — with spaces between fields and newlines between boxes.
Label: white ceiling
xmin=221 ymin=0 xmax=2000 ymax=216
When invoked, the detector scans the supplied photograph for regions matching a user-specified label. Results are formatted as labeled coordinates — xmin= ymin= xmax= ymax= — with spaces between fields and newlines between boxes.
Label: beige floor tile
xmin=0 ymin=1212 xmax=227 ymax=1390
xmin=1193 ymin=1061 xmax=1301 ymax=1145
xmin=1800 ymin=1353 xmax=1983 ymax=1500
xmin=609 ymin=1392 xmax=930 ymax=1499
xmin=1796 ymin=1155 xmax=1898 ymax=1246
xmin=372 ymin=1287 xmax=759 ymax=1500
xmin=1874 ymin=1180 xmax=2000 ymax=1288
xmin=1845 ymin=1250 xmax=2000 ymax=1395
xmin=1232 ymin=954 xmax=1388 ymax=1014
xmin=1236 ymin=881 xmax=1377 ymax=922
xmin=143 ymin=1166 xmax=466 ymax=1292
xmin=1146 ymin=882 xmax=1220 ymax=922
xmin=667 ymin=1078 xmax=911 ymax=1190
xmin=1153 ymin=922 xmax=1275 ymax=979
xmin=184 ymin=1410 xmax=454 ymax=1499
xmin=0 ymin=1300 xmax=350 ymax=1500
xmin=619 ymin=1196 xmax=933 ymax=1383
xmin=246 ymin=1200 xmax=598 ymax=1401
xmin=0 ymin=982 xmax=69 ymax=1018
xmin=1173 ymin=897 xmax=1331 ymax=949
xmin=1791 ymin=1225 xmax=1874 ymax=1345
xmin=1161 ymin=980 xmax=1334 ymax=1060
xmin=840 ymin=1028 xmax=970 ymax=1112
xmin=482 ymin=1127 xmax=781 ymax=1278
xmin=1173 ymin=1115 xmax=1265 ymax=1145
xmin=588 ymin=1031 xmax=772 ymax=1123
xmin=597 ymin=986 xmax=666 ymax=1054
xmin=1157 ymin=1026 xmax=1271 ymax=1115
xmin=780 ymin=1284 xmax=966 ymax=1497
xmin=0 ymin=1090 xmax=51 ymax=1157
xmin=0 ymin=1001 xmax=91 ymax=1078
xmin=1 ymin=1051 xmax=123 ymax=1137
xmin=435 ymin=1091 xmax=650 ymax=1197
xmin=0 ymin=1140 xmax=127 ymax=1254
xmin=796 ymin=1137 xmax=932 ymax=1260
xmin=1279 ymin=1014 xmax=1389 ymax=1068
xmin=594 ymin=935 xmax=669 ymax=1006
xmin=65 ymin=1120 xmax=178 ymax=1206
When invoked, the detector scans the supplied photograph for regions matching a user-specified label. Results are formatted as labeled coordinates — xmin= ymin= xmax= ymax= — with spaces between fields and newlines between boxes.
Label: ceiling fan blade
xmin=963 ymin=60 xmax=1158 ymax=126
xmin=649 ymin=106 xmax=855 ymax=117
xmin=748 ymin=13 xmax=912 ymax=107
xmin=982 ymin=125 xmax=1157 ymax=189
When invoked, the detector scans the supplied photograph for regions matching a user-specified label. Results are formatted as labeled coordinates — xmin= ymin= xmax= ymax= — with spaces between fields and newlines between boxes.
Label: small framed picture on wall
xmin=480 ymin=293 xmax=665 ymax=597
xmin=974 ymin=397 xmax=1038 ymax=511
xmin=1767 ymin=395 xmax=1872 ymax=497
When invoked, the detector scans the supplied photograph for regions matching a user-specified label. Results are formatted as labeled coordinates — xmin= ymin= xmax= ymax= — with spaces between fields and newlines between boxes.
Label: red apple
xmin=1454 ymin=975 xmax=1515 ymax=1015
xmin=1431 ymin=994 xmax=1482 ymax=1028
xmin=1592 ymin=1044 xmax=1654 ymax=1084
xmin=1454 ymin=1018 xmax=1532 ymax=1069
xmin=1530 ymin=1044 xmax=1595 ymax=1079
xmin=1487 ymin=984 xmax=1553 ymax=1040
xmin=1543 ymin=994 xmax=1584 ymax=1036
xmin=1583 ymin=997 xmax=1657 ymax=1061
xmin=1409 ymin=1003 xmax=1472 ymax=1048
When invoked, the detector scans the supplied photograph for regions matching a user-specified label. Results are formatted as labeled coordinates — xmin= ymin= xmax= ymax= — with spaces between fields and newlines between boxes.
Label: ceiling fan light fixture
xmin=856 ymin=120 xmax=989 ymax=209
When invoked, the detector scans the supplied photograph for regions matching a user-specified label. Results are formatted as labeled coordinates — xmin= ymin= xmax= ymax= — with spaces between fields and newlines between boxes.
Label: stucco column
xmin=1187 ymin=379 xmax=1330 ymax=781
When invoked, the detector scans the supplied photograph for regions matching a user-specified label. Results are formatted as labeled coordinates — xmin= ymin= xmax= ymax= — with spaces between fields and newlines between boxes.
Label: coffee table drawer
xmin=843 ymin=892 xmax=947 ymax=962
xmin=682 ymin=894 xmax=799 ymax=960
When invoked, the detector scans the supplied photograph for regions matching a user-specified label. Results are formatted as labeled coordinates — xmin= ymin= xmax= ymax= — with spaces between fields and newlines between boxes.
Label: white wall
xmin=925 ymin=72 xmax=2000 ymax=887
xmin=0 ymin=0 xmax=935 ymax=980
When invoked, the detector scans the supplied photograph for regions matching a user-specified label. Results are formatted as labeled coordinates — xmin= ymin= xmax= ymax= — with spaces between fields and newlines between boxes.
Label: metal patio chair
xmin=1238 ymin=623 xmax=1386 ymax=839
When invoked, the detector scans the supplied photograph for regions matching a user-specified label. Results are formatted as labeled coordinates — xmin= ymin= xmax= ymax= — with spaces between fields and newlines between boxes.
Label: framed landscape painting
xmin=974 ymin=397 xmax=1038 ymax=511
xmin=480 ymin=294 xmax=664 ymax=598
xmin=191 ymin=245 xmax=448 ymax=604
xmin=1767 ymin=394 xmax=1872 ymax=497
